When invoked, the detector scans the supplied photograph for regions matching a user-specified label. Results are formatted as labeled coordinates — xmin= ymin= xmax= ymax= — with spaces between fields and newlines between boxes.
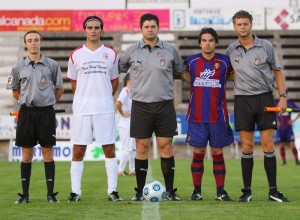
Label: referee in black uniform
xmin=6 ymin=30 xmax=64 ymax=204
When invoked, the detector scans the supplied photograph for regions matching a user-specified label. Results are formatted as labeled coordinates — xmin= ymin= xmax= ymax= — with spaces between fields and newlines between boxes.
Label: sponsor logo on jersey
xmin=194 ymin=68 xmax=221 ymax=88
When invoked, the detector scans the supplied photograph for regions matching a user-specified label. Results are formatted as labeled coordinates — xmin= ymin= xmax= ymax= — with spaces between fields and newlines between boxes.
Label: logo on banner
xmin=173 ymin=10 xmax=185 ymax=29
xmin=274 ymin=9 xmax=289 ymax=30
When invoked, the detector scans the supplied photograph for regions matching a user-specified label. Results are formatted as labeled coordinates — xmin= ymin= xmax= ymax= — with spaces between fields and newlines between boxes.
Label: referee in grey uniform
xmin=6 ymin=30 xmax=64 ymax=204
xmin=225 ymin=10 xmax=290 ymax=202
xmin=119 ymin=13 xmax=184 ymax=201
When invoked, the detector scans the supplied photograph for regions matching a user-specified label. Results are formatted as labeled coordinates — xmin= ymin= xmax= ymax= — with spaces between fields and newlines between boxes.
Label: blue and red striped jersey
xmin=184 ymin=53 xmax=232 ymax=124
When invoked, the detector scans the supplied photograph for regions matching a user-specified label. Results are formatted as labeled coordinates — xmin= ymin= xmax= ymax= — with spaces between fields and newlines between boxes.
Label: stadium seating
xmin=1 ymin=30 xmax=300 ymax=115
xmin=0 ymin=33 xmax=24 ymax=115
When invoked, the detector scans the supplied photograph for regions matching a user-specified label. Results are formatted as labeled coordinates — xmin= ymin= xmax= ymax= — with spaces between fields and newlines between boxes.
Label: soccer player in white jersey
xmin=115 ymin=74 xmax=136 ymax=176
xmin=66 ymin=16 xmax=122 ymax=202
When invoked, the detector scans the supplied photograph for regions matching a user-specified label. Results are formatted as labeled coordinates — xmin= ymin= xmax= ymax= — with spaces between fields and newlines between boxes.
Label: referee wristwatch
xmin=279 ymin=93 xmax=288 ymax=98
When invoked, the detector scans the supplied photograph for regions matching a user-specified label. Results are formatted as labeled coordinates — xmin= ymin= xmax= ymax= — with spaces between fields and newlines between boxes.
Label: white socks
xmin=129 ymin=151 xmax=136 ymax=173
xmin=118 ymin=151 xmax=130 ymax=172
xmin=105 ymin=157 xmax=118 ymax=194
xmin=70 ymin=161 xmax=84 ymax=196
xmin=71 ymin=158 xmax=119 ymax=195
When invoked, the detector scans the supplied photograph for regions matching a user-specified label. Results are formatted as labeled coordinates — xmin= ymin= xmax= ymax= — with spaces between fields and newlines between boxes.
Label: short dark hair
xmin=123 ymin=74 xmax=130 ymax=87
xmin=232 ymin=10 xmax=253 ymax=24
xmin=24 ymin=30 xmax=42 ymax=43
xmin=198 ymin=27 xmax=219 ymax=44
xmin=83 ymin=16 xmax=104 ymax=30
xmin=140 ymin=13 xmax=159 ymax=28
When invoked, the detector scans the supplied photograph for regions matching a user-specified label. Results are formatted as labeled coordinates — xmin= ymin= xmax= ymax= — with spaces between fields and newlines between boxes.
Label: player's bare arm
xmin=55 ymin=87 xmax=64 ymax=102
xmin=111 ymin=78 xmax=119 ymax=96
xmin=181 ymin=71 xmax=191 ymax=83
xmin=70 ymin=80 xmax=77 ymax=94
xmin=12 ymin=89 xmax=20 ymax=101
xmin=273 ymin=69 xmax=287 ymax=113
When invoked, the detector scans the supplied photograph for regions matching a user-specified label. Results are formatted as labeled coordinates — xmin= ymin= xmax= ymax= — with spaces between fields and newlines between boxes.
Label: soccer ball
xmin=143 ymin=180 xmax=167 ymax=202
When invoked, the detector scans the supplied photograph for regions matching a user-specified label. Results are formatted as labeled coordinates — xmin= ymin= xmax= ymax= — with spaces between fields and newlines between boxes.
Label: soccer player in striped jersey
xmin=183 ymin=27 xmax=234 ymax=201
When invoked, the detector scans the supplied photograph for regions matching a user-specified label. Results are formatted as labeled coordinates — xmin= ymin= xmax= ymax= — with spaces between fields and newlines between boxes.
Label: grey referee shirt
xmin=119 ymin=38 xmax=184 ymax=103
xmin=225 ymin=35 xmax=282 ymax=96
xmin=6 ymin=55 xmax=63 ymax=107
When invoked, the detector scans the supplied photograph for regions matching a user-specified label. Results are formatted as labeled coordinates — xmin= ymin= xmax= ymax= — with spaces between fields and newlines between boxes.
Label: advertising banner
xmin=9 ymin=141 xmax=122 ymax=162
xmin=266 ymin=7 xmax=300 ymax=30
xmin=0 ymin=9 xmax=169 ymax=32
xmin=171 ymin=8 xmax=265 ymax=31
xmin=5 ymin=112 xmax=300 ymax=160
xmin=0 ymin=116 xmax=14 ymax=140
xmin=72 ymin=9 xmax=170 ymax=31
xmin=0 ymin=10 xmax=73 ymax=32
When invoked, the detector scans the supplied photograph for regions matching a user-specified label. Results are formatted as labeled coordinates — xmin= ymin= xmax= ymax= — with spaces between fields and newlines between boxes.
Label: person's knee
xmin=42 ymin=147 xmax=54 ymax=162
xmin=211 ymin=148 xmax=222 ymax=155
xmin=241 ymin=142 xmax=254 ymax=153
xmin=22 ymin=148 xmax=34 ymax=163
xmin=262 ymin=141 xmax=274 ymax=153
xmin=135 ymin=143 xmax=150 ymax=159
xmin=194 ymin=147 xmax=206 ymax=154
xmin=136 ymin=144 xmax=148 ymax=155
xmin=72 ymin=146 xmax=86 ymax=161
xmin=103 ymin=144 xmax=116 ymax=158
xmin=22 ymin=156 xmax=33 ymax=163
xmin=159 ymin=145 xmax=173 ymax=157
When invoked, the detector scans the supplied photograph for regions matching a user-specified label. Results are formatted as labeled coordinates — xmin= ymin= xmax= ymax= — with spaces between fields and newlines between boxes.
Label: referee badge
xmin=160 ymin=59 xmax=167 ymax=68
xmin=255 ymin=57 xmax=261 ymax=65
xmin=40 ymin=75 xmax=46 ymax=85
xmin=7 ymin=76 xmax=13 ymax=85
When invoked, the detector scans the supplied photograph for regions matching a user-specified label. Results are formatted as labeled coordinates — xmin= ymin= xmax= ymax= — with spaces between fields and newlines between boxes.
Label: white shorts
xmin=71 ymin=113 xmax=116 ymax=145
xmin=119 ymin=127 xmax=136 ymax=151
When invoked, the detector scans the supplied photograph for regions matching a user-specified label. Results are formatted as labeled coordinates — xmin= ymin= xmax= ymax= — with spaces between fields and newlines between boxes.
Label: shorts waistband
xmin=20 ymin=105 xmax=53 ymax=111
xmin=235 ymin=91 xmax=272 ymax=97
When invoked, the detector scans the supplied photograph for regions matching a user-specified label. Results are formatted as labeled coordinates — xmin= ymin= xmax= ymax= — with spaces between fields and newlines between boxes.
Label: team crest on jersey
xmin=214 ymin=63 xmax=219 ymax=69
xmin=255 ymin=57 xmax=261 ymax=65
xmin=103 ymin=53 xmax=109 ymax=60
xmin=160 ymin=59 xmax=167 ymax=68
xmin=7 ymin=76 xmax=13 ymax=85
xmin=40 ymin=75 xmax=46 ymax=85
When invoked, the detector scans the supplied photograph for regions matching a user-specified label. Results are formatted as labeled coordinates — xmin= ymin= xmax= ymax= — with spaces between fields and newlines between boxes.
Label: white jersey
xmin=117 ymin=87 xmax=132 ymax=128
xmin=67 ymin=44 xmax=119 ymax=115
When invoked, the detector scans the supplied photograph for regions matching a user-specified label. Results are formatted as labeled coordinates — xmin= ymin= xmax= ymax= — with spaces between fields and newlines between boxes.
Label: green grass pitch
xmin=0 ymin=159 xmax=299 ymax=220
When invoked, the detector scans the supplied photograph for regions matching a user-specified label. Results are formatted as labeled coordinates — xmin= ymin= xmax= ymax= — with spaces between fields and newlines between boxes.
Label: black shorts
xmin=234 ymin=92 xmax=277 ymax=131
xmin=15 ymin=105 xmax=56 ymax=147
xmin=130 ymin=100 xmax=178 ymax=138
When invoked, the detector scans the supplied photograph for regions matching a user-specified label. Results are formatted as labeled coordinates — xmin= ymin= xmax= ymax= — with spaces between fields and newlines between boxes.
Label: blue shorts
xmin=186 ymin=122 xmax=234 ymax=148
xmin=276 ymin=128 xmax=294 ymax=143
